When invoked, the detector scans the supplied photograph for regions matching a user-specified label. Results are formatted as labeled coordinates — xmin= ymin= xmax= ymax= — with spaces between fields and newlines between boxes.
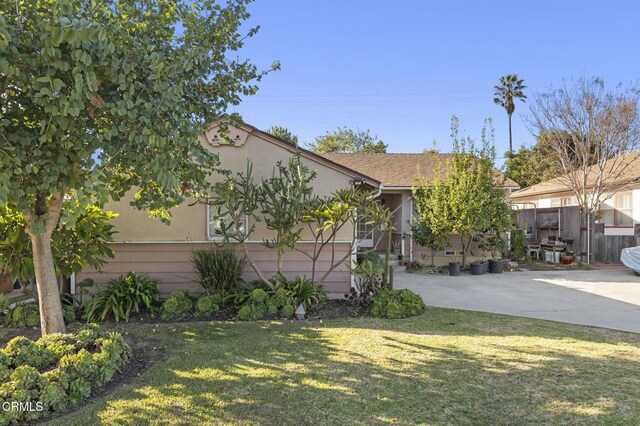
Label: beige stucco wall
xmin=106 ymin=126 xmax=356 ymax=243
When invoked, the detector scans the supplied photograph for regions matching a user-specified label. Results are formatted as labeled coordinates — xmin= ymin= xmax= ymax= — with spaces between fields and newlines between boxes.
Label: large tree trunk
xmin=26 ymin=191 xmax=66 ymax=335
xmin=30 ymin=232 xmax=66 ymax=334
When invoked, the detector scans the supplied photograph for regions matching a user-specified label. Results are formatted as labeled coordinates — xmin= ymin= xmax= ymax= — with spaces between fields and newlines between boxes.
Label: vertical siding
xmin=77 ymin=242 xmax=352 ymax=297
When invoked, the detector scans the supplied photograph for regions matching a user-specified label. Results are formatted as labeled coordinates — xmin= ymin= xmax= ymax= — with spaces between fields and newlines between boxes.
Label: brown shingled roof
xmin=510 ymin=151 xmax=640 ymax=199
xmin=319 ymin=153 xmax=519 ymax=188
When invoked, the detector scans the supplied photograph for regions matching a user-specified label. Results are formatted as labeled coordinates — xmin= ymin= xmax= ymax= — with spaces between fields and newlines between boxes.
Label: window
xmin=599 ymin=192 xmax=633 ymax=227
xmin=615 ymin=192 xmax=633 ymax=226
xmin=550 ymin=198 xmax=561 ymax=207
xmin=207 ymin=205 xmax=248 ymax=240
xmin=561 ymin=196 xmax=577 ymax=206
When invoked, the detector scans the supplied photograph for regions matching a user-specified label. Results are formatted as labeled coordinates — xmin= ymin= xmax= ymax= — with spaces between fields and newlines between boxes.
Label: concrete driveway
xmin=395 ymin=268 xmax=640 ymax=333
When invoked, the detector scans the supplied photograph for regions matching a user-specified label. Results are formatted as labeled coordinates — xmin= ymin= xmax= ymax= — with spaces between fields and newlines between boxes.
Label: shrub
xmin=281 ymin=304 xmax=295 ymax=318
xmin=279 ymin=275 xmax=325 ymax=310
xmin=161 ymin=291 xmax=193 ymax=319
xmin=83 ymin=272 xmax=159 ymax=322
xmin=63 ymin=305 xmax=76 ymax=324
xmin=370 ymin=289 xmax=425 ymax=319
xmin=192 ymin=248 xmax=246 ymax=295
xmin=347 ymin=258 xmax=385 ymax=306
xmin=4 ymin=302 xmax=40 ymax=328
xmin=195 ymin=296 xmax=219 ymax=318
xmin=0 ymin=324 xmax=130 ymax=423
xmin=250 ymin=288 xmax=268 ymax=303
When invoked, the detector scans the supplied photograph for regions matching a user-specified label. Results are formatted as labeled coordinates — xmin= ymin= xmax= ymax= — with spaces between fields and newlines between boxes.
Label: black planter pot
xmin=470 ymin=262 xmax=484 ymax=275
xmin=488 ymin=259 xmax=504 ymax=274
xmin=482 ymin=261 xmax=489 ymax=274
xmin=448 ymin=262 xmax=461 ymax=276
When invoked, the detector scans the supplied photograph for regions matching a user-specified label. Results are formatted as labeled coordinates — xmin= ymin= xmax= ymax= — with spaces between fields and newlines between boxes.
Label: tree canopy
xmin=0 ymin=0 xmax=277 ymax=334
xmin=503 ymin=131 xmax=564 ymax=188
xmin=308 ymin=127 xmax=387 ymax=153
xmin=493 ymin=74 xmax=527 ymax=153
xmin=412 ymin=118 xmax=511 ymax=267
xmin=266 ymin=125 xmax=299 ymax=145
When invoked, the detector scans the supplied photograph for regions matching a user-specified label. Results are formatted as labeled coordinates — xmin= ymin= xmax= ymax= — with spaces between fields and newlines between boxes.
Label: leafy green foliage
xmin=0 ymin=0 xmax=277 ymax=333
xmin=0 ymin=202 xmax=116 ymax=283
xmin=503 ymin=131 xmax=564 ymax=188
xmin=83 ymin=273 xmax=159 ymax=322
xmin=308 ymin=127 xmax=387 ymax=153
xmin=266 ymin=126 xmax=299 ymax=145
xmin=194 ymin=296 xmax=220 ymax=318
xmin=211 ymin=153 xmax=394 ymax=288
xmin=0 ymin=324 xmax=130 ymax=423
xmin=411 ymin=183 xmax=451 ymax=267
xmin=192 ymin=249 xmax=246 ymax=296
xmin=232 ymin=275 xmax=322 ymax=320
xmin=412 ymin=117 xmax=511 ymax=267
xmin=370 ymin=289 xmax=426 ymax=319
xmin=347 ymin=257 xmax=385 ymax=306
xmin=512 ymin=229 xmax=527 ymax=260
xmin=4 ymin=302 xmax=40 ymax=328
xmin=276 ymin=274 xmax=326 ymax=311
xmin=161 ymin=291 xmax=193 ymax=320
xmin=493 ymin=74 xmax=527 ymax=152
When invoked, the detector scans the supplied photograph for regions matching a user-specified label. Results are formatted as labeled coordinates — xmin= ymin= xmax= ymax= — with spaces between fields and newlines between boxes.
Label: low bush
xmin=192 ymin=248 xmax=246 ymax=296
xmin=277 ymin=274 xmax=326 ymax=311
xmin=347 ymin=258 xmax=385 ymax=306
xmin=234 ymin=286 xmax=295 ymax=321
xmin=83 ymin=272 xmax=159 ymax=322
xmin=370 ymin=289 xmax=425 ymax=319
xmin=4 ymin=302 xmax=40 ymax=328
xmin=161 ymin=291 xmax=193 ymax=319
xmin=0 ymin=323 xmax=130 ymax=424
xmin=194 ymin=296 xmax=220 ymax=318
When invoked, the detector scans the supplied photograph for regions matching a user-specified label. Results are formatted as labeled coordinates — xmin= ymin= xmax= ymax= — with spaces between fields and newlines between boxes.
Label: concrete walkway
xmin=395 ymin=268 xmax=640 ymax=333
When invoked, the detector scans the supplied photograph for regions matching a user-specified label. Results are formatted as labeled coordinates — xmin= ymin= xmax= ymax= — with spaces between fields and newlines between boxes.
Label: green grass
xmin=37 ymin=308 xmax=640 ymax=425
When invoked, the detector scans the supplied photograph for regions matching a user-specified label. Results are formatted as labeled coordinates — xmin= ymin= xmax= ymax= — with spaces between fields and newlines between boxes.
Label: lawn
xmin=30 ymin=308 xmax=640 ymax=425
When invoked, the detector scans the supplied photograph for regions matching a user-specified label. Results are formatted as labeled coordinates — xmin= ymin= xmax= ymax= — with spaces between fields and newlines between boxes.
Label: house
xmin=320 ymin=153 xmax=519 ymax=266
xmin=76 ymin=121 xmax=518 ymax=297
xmin=510 ymin=152 xmax=640 ymax=263
xmin=76 ymin=122 xmax=379 ymax=298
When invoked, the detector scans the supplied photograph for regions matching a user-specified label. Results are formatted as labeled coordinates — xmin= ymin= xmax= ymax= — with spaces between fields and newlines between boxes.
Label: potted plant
xmin=448 ymin=261 xmax=461 ymax=276
xmin=0 ymin=275 xmax=13 ymax=294
xmin=470 ymin=261 xmax=484 ymax=275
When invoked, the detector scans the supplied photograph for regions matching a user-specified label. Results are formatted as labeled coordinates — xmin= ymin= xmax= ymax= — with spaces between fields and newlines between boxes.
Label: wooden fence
xmin=514 ymin=206 xmax=639 ymax=263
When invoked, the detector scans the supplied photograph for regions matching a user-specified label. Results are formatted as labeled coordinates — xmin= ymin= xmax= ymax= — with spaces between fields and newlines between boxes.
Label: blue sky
xmin=232 ymin=0 xmax=640 ymax=162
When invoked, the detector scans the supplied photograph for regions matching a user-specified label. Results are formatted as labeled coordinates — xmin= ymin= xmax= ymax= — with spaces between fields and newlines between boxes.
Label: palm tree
xmin=493 ymin=74 xmax=527 ymax=154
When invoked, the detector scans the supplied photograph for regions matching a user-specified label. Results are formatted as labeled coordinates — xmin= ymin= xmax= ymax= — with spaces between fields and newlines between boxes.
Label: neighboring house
xmin=321 ymin=153 xmax=519 ymax=266
xmin=76 ymin=122 xmax=379 ymax=297
xmin=510 ymin=152 xmax=640 ymax=262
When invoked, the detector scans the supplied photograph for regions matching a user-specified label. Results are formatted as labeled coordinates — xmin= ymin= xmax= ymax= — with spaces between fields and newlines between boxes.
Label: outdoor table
xmin=540 ymin=243 xmax=567 ymax=264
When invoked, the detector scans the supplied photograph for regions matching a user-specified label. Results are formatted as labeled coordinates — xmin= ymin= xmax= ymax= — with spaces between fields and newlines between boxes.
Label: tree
xmin=413 ymin=118 xmax=508 ymax=267
xmin=210 ymin=153 xmax=392 ymax=287
xmin=503 ymin=131 xmax=563 ymax=188
xmin=0 ymin=0 xmax=277 ymax=334
xmin=0 ymin=200 xmax=116 ymax=290
xmin=529 ymin=77 xmax=640 ymax=262
xmin=308 ymin=127 xmax=387 ymax=153
xmin=493 ymin=74 xmax=527 ymax=153
xmin=411 ymin=182 xmax=451 ymax=266
xmin=266 ymin=125 xmax=299 ymax=145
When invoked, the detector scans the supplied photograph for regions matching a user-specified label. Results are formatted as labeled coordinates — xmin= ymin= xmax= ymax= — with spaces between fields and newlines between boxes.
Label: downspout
xmin=367 ymin=184 xmax=383 ymax=200
xmin=409 ymin=197 xmax=414 ymax=263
